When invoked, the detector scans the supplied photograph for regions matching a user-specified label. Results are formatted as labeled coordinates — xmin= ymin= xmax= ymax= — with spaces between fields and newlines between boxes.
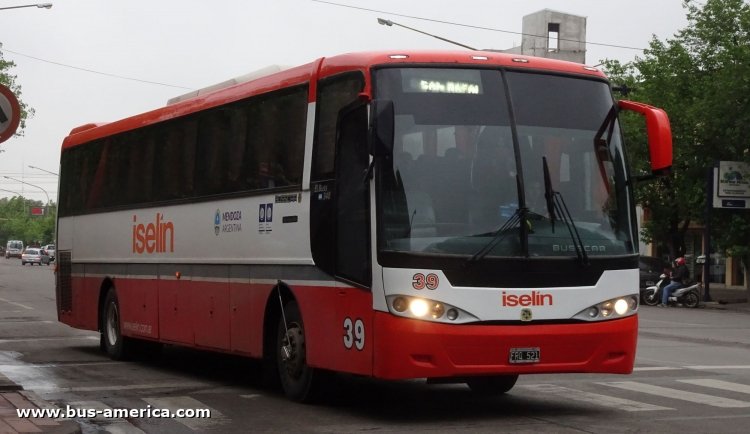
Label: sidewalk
xmin=0 ymin=373 xmax=80 ymax=434
xmin=702 ymin=286 xmax=750 ymax=313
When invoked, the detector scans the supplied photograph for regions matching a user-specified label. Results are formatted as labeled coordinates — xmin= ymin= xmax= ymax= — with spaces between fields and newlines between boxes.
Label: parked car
xmin=639 ymin=256 xmax=666 ymax=289
xmin=41 ymin=244 xmax=56 ymax=260
xmin=21 ymin=248 xmax=51 ymax=266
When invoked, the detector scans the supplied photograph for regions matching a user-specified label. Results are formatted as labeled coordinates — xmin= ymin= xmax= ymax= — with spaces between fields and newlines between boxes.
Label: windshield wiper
xmin=542 ymin=157 xmax=589 ymax=265
xmin=465 ymin=207 xmax=523 ymax=265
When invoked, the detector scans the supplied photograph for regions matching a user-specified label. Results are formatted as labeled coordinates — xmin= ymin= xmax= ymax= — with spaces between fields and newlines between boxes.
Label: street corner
xmin=1 ymin=391 xmax=82 ymax=434
xmin=0 ymin=372 xmax=22 ymax=392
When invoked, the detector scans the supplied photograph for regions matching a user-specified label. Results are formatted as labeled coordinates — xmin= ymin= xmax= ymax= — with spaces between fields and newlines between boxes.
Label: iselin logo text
xmin=502 ymin=291 xmax=553 ymax=307
xmin=132 ymin=213 xmax=174 ymax=254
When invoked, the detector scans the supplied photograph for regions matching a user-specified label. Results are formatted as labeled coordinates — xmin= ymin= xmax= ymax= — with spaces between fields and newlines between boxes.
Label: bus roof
xmin=62 ymin=50 xmax=607 ymax=150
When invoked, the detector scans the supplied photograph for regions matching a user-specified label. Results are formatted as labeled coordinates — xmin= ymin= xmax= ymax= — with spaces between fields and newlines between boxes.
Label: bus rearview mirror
xmin=618 ymin=100 xmax=673 ymax=176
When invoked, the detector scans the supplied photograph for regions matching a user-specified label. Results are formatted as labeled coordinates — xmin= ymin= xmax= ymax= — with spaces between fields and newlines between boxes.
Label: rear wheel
xmin=101 ymin=288 xmax=129 ymax=360
xmin=276 ymin=301 xmax=321 ymax=402
xmin=642 ymin=290 xmax=659 ymax=306
xmin=466 ymin=375 xmax=519 ymax=395
xmin=683 ymin=291 xmax=700 ymax=308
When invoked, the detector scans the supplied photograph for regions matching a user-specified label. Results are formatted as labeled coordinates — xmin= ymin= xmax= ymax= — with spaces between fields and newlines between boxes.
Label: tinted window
xmin=312 ymin=72 xmax=364 ymax=181
xmin=59 ymin=84 xmax=309 ymax=216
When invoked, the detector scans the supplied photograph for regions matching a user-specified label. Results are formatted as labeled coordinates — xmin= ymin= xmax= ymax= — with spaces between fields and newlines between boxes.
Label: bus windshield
xmin=375 ymin=67 xmax=635 ymax=259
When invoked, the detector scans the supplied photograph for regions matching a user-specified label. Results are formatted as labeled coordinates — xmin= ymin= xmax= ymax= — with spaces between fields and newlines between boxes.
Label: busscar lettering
xmin=501 ymin=291 xmax=553 ymax=307
xmin=132 ymin=213 xmax=174 ymax=254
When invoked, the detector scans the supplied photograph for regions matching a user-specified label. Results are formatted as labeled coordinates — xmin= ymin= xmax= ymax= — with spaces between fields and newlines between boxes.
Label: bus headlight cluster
xmin=386 ymin=295 xmax=478 ymax=324
xmin=573 ymin=295 xmax=638 ymax=321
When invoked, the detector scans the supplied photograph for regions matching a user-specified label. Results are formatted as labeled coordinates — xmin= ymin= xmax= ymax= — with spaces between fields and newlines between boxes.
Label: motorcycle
xmin=641 ymin=274 xmax=668 ymax=306
xmin=668 ymin=281 xmax=703 ymax=308
xmin=641 ymin=273 xmax=702 ymax=308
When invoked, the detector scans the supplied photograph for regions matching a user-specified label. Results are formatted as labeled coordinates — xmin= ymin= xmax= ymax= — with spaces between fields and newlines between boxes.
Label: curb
xmin=0 ymin=372 xmax=23 ymax=392
xmin=0 ymin=373 xmax=82 ymax=434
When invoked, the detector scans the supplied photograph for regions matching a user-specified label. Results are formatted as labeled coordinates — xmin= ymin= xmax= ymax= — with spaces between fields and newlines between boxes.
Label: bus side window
xmin=194 ymin=109 xmax=230 ymax=196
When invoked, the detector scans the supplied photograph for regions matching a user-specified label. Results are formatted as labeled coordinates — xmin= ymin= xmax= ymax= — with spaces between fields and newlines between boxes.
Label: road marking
xmin=143 ymin=396 xmax=228 ymax=430
xmin=519 ymin=384 xmax=672 ymax=411
xmin=601 ymin=381 xmax=750 ymax=408
xmin=0 ymin=297 xmax=34 ymax=310
xmin=33 ymin=381 xmax=209 ymax=393
xmin=678 ymin=379 xmax=750 ymax=395
xmin=0 ymin=336 xmax=99 ymax=344
xmin=240 ymin=394 xmax=262 ymax=399
xmin=633 ymin=366 xmax=682 ymax=371
xmin=69 ymin=400 xmax=147 ymax=433
xmin=686 ymin=365 xmax=750 ymax=370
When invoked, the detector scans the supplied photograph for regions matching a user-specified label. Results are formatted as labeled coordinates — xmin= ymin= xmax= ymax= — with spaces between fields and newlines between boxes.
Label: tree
xmin=602 ymin=0 xmax=750 ymax=285
xmin=0 ymin=196 xmax=55 ymax=247
xmin=0 ymin=44 xmax=35 ymax=150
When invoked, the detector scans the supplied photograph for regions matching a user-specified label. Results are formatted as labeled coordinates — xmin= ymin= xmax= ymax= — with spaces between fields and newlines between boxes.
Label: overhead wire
xmin=311 ymin=0 xmax=646 ymax=51
xmin=0 ymin=47 xmax=195 ymax=90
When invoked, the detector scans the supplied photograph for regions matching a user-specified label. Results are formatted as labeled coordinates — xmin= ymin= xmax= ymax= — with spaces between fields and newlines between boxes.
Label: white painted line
xmin=601 ymin=381 xmax=750 ymax=408
xmin=633 ymin=366 xmax=683 ymax=371
xmin=686 ymin=365 xmax=750 ymax=370
xmin=143 ymin=396 xmax=227 ymax=430
xmin=240 ymin=394 xmax=262 ymax=399
xmin=0 ymin=336 xmax=99 ymax=344
xmin=69 ymin=400 xmax=147 ymax=434
xmin=0 ymin=297 xmax=34 ymax=310
xmin=678 ymin=379 xmax=750 ymax=395
xmin=519 ymin=384 xmax=672 ymax=412
xmin=34 ymin=381 xmax=209 ymax=393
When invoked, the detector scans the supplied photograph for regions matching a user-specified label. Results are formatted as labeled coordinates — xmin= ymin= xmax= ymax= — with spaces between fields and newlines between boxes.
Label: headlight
xmin=386 ymin=295 xmax=478 ymax=324
xmin=573 ymin=295 xmax=638 ymax=321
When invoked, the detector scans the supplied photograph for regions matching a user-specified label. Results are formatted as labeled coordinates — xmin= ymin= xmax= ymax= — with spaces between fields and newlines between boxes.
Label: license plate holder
xmin=509 ymin=347 xmax=540 ymax=364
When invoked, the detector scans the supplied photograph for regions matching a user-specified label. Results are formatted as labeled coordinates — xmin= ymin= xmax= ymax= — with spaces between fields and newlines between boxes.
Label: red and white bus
xmin=56 ymin=50 xmax=672 ymax=402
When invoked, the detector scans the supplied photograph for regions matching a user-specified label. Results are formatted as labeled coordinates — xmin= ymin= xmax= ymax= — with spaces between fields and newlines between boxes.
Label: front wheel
xmin=276 ymin=300 xmax=321 ymax=402
xmin=466 ymin=375 xmax=519 ymax=395
xmin=101 ymin=288 xmax=129 ymax=360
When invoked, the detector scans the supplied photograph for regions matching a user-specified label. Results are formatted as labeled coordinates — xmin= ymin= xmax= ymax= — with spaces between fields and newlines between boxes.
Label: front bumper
xmin=372 ymin=312 xmax=638 ymax=379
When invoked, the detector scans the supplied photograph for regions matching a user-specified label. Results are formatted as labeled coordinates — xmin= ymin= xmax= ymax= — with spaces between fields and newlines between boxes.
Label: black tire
xmin=101 ymin=288 xmax=129 ymax=360
xmin=683 ymin=291 xmax=700 ymax=308
xmin=642 ymin=290 xmax=659 ymax=306
xmin=276 ymin=301 xmax=321 ymax=402
xmin=466 ymin=375 xmax=519 ymax=395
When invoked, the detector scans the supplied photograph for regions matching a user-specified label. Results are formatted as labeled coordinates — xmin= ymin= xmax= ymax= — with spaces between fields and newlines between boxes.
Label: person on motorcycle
xmin=660 ymin=257 xmax=689 ymax=306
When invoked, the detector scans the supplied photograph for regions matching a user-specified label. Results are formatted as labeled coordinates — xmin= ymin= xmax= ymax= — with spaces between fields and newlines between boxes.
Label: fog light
xmin=392 ymin=297 xmax=408 ymax=313
xmin=446 ymin=308 xmax=459 ymax=320
xmin=409 ymin=299 xmax=429 ymax=317
xmin=587 ymin=307 xmax=599 ymax=318
xmin=629 ymin=296 xmax=638 ymax=310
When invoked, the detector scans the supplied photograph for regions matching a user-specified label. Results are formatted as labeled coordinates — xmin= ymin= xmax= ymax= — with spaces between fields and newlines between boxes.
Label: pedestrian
xmin=660 ymin=257 xmax=689 ymax=306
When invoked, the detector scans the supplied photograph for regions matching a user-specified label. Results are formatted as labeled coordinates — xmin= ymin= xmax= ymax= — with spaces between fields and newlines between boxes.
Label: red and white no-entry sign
xmin=0 ymin=84 xmax=21 ymax=144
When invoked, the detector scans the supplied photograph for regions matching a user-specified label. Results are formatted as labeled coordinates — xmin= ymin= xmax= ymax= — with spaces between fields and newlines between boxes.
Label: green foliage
xmin=0 ymin=196 xmax=56 ymax=246
xmin=0 ymin=45 xmax=35 ymax=141
xmin=602 ymin=0 xmax=750 ymax=262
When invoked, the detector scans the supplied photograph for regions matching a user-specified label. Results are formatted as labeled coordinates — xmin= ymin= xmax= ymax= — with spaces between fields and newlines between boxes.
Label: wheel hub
xmin=281 ymin=325 xmax=305 ymax=379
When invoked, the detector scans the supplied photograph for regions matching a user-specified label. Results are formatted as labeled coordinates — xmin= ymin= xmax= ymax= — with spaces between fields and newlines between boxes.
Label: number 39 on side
xmin=343 ymin=317 xmax=365 ymax=351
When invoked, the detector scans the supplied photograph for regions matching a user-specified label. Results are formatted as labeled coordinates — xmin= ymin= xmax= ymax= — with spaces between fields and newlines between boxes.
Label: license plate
xmin=509 ymin=347 xmax=540 ymax=364
xmin=645 ymin=280 xmax=655 ymax=286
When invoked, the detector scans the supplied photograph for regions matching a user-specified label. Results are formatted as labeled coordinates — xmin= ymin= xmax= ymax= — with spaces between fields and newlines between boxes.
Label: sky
xmin=0 ymin=0 xmax=690 ymax=202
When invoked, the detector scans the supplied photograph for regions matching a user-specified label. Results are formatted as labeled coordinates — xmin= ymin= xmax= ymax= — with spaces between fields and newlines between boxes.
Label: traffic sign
xmin=0 ymin=84 xmax=21 ymax=144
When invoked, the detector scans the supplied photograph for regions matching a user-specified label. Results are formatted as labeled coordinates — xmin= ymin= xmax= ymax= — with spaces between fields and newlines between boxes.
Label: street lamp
xmin=0 ymin=187 xmax=23 ymax=196
xmin=377 ymin=18 xmax=477 ymax=51
xmin=0 ymin=3 xmax=52 ymax=10
xmin=28 ymin=165 xmax=58 ymax=176
xmin=3 ymin=175 xmax=49 ymax=204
